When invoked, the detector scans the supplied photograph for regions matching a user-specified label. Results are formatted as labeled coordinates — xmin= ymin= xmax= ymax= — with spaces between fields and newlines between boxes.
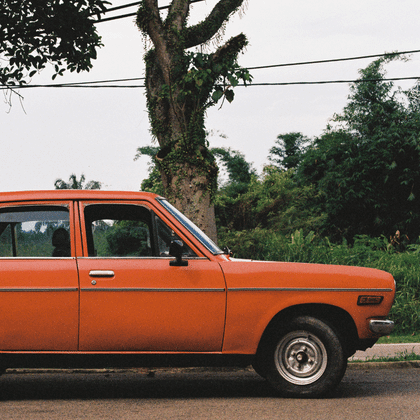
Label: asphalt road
xmin=0 ymin=365 xmax=419 ymax=420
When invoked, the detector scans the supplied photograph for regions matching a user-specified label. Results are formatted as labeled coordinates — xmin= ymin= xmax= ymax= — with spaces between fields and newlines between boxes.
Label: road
xmin=0 ymin=366 xmax=419 ymax=420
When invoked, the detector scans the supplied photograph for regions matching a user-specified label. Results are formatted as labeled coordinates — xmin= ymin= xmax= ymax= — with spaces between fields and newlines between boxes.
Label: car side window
xmin=155 ymin=216 xmax=197 ymax=258
xmin=83 ymin=203 xmax=196 ymax=258
xmin=0 ymin=206 xmax=70 ymax=258
xmin=84 ymin=204 xmax=153 ymax=257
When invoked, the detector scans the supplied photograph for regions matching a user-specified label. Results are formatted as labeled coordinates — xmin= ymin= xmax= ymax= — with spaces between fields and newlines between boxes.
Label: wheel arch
xmin=257 ymin=303 xmax=359 ymax=358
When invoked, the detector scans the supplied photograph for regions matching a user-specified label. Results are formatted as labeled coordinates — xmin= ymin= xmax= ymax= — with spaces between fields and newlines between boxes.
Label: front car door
xmin=0 ymin=201 xmax=79 ymax=351
xmin=77 ymin=200 xmax=226 ymax=352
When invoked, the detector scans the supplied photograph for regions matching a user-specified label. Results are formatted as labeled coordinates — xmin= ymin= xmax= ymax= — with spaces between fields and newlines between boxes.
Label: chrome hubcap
xmin=274 ymin=330 xmax=328 ymax=385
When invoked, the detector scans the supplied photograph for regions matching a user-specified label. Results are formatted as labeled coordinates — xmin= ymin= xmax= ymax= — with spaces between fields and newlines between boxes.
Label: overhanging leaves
xmin=0 ymin=0 xmax=109 ymax=86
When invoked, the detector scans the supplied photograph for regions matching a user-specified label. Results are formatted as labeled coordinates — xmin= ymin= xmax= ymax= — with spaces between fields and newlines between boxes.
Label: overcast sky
xmin=2 ymin=0 xmax=419 ymax=192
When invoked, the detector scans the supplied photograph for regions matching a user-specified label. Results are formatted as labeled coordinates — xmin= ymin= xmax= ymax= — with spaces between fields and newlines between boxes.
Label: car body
xmin=0 ymin=190 xmax=395 ymax=397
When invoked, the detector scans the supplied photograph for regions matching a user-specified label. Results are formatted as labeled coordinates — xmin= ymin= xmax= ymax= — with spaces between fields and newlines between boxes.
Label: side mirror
xmin=169 ymin=240 xmax=188 ymax=267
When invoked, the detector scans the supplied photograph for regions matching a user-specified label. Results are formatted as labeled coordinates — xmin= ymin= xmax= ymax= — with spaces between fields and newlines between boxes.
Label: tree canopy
xmin=54 ymin=173 xmax=102 ymax=190
xmin=268 ymin=132 xmax=309 ymax=171
xmin=0 ymin=0 xmax=108 ymax=88
xmin=298 ymin=56 xmax=420 ymax=240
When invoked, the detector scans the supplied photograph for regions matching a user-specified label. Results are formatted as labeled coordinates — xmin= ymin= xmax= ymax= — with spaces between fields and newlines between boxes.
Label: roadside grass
xmin=378 ymin=333 xmax=420 ymax=344
xmin=349 ymin=350 xmax=420 ymax=363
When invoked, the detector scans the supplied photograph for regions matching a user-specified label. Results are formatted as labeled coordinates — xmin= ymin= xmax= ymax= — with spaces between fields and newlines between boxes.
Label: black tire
xmin=259 ymin=316 xmax=347 ymax=398
xmin=251 ymin=357 xmax=267 ymax=379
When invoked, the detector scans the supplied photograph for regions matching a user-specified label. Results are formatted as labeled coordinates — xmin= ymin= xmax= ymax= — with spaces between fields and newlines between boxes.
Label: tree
xmin=212 ymin=147 xmax=255 ymax=192
xmin=0 ymin=0 xmax=108 ymax=101
xmin=216 ymin=166 xmax=324 ymax=236
xmin=136 ymin=0 xmax=251 ymax=241
xmin=298 ymin=56 xmax=420 ymax=240
xmin=54 ymin=174 xmax=102 ymax=190
xmin=268 ymin=132 xmax=309 ymax=171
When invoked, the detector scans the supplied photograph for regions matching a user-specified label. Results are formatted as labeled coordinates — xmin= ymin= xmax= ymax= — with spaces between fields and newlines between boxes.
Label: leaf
xmin=212 ymin=89 xmax=223 ymax=102
xmin=225 ymin=90 xmax=234 ymax=103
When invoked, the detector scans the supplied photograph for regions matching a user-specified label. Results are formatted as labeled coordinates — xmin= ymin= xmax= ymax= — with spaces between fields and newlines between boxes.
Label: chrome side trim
xmin=82 ymin=288 xmax=226 ymax=292
xmin=77 ymin=257 xmax=208 ymax=260
xmin=0 ymin=257 xmax=76 ymax=260
xmin=229 ymin=287 xmax=393 ymax=292
xmin=0 ymin=288 xmax=78 ymax=292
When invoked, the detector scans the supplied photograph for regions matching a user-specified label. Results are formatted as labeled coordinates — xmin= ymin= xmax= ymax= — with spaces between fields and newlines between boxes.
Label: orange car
xmin=0 ymin=190 xmax=395 ymax=397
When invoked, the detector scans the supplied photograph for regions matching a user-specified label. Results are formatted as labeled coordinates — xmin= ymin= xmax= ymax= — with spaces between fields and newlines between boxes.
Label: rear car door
xmin=0 ymin=201 xmax=79 ymax=351
xmin=77 ymin=201 xmax=226 ymax=352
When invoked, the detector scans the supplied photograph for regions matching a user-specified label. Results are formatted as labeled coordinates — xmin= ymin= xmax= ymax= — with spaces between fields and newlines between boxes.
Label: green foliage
xmin=105 ymin=221 xmax=151 ymax=257
xmin=215 ymin=167 xmax=326 ymax=234
xmin=378 ymin=333 xmax=420 ymax=343
xmin=297 ymin=57 xmax=420 ymax=240
xmin=0 ymin=0 xmax=109 ymax=86
xmin=54 ymin=174 xmax=102 ymax=190
xmin=170 ymin=51 xmax=252 ymax=112
xmin=268 ymin=132 xmax=309 ymax=171
xmin=212 ymin=146 xmax=255 ymax=197
xmin=351 ymin=349 xmax=420 ymax=363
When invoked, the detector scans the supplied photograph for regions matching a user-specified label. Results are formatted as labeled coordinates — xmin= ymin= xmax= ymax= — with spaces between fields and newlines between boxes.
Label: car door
xmin=77 ymin=201 xmax=226 ymax=352
xmin=0 ymin=202 xmax=79 ymax=351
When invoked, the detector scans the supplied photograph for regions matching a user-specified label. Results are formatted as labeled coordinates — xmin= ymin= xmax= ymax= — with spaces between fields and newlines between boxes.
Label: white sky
xmin=2 ymin=0 xmax=420 ymax=192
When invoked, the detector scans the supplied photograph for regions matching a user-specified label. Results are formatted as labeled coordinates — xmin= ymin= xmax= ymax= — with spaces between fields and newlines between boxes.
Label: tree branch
xmin=167 ymin=0 xmax=190 ymax=32
xmin=137 ymin=0 xmax=172 ymax=83
xmin=184 ymin=0 xmax=244 ymax=49
xmin=211 ymin=33 xmax=248 ymax=64
xmin=139 ymin=0 xmax=164 ymax=49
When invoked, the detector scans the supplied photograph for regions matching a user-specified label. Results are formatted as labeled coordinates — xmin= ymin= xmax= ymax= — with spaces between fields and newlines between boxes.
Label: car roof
xmin=0 ymin=190 xmax=160 ymax=204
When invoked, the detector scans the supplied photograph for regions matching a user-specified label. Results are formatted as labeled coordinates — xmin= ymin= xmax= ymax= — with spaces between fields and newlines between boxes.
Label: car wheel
xmin=260 ymin=316 xmax=347 ymax=397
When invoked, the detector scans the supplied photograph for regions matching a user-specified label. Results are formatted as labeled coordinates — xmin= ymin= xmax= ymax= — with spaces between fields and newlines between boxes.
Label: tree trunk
xmin=156 ymin=149 xmax=218 ymax=242
xmin=168 ymin=171 xmax=218 ymax=243
xmin=136 ymin=0 xmax=249 ymax=243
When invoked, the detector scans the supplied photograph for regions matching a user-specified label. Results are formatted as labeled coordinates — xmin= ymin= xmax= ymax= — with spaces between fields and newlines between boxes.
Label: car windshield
xmin=157 ymin=198 xmax=223 ymax=255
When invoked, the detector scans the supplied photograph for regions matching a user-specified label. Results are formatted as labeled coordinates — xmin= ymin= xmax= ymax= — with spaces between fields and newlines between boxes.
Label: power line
xmin=239 ymin=77 xmax=420 ymax=87
xmin=94 ymin=0 xmax=205 ymax=23
xmin=246 ymin=50 xmax=420 ymax=70
xmin=101 ymin=1 xmax=142 ymax=14
xmin=32 ymin=49 xmax=420 ymax=87
xmin=2 ymin=50 xmax=419 ymax=90
xmin=2 ymin=76 xmax=419 ymax=90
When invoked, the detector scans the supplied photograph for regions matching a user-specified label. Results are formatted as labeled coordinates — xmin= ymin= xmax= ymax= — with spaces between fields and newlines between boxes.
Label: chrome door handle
xmin=89 ymin=270 xmax=115 ymax=278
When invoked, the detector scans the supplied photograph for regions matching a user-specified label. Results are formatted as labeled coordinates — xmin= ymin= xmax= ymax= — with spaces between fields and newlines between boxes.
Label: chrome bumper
xmin=369 ymin=319 xmax=395 ymax=335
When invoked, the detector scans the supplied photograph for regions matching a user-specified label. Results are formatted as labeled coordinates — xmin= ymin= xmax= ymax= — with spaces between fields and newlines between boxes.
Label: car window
xmin=0 ymin=206 xmax=70 ymax=258
xmin=83 ymin=203 xmax=196 ymax=258
xmin=157 ymin=198 xmax=223 ymax=255
xmin=155 ymin=216 xmax=197 ymax=258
